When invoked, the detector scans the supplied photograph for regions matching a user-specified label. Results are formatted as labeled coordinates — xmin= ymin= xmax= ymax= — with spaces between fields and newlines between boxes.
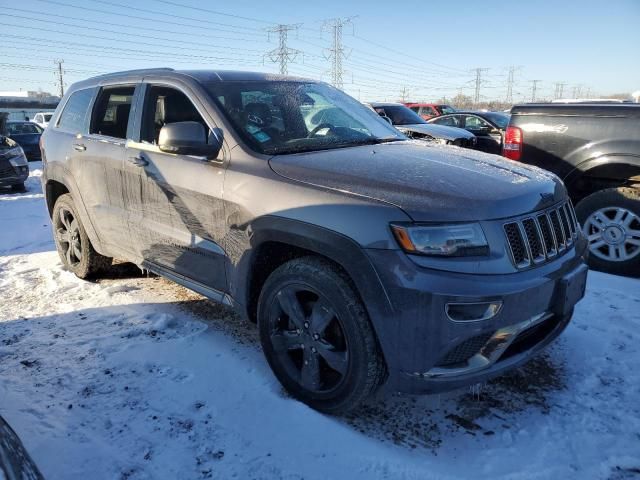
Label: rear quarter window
xmin=57 ymin=88 xmax=94 ymax=132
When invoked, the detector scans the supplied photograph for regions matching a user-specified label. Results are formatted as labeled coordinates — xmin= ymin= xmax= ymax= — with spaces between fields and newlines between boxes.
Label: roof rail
xmin=92 ymin=68 xmax=175 ymax=78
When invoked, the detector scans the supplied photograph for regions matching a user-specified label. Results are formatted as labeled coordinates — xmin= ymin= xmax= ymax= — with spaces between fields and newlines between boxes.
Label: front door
xmin=462 ymin=115 xmax=502 ymax=154
xmin=123 ymin=83 xmax=228 ymax=292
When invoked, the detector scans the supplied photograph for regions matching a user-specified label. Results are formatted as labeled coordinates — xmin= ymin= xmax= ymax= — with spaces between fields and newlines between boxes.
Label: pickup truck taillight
xmin=503 ymin=126 xmax=522 ymax=161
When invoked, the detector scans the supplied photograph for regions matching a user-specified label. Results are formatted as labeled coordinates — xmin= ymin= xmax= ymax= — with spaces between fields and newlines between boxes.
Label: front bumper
xmin=364 ymin=240 xmax=588 ymax=394
xmin=0 ymin=164 xmax=29 ymax=186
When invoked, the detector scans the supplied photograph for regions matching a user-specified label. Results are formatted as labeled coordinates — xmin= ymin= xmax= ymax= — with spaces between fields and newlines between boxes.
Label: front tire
xmin=52 ymin=194 xmax=112 ymax=279
xmin=257 ymin=257 xmax=385 ymax=414
xmin=575 ymin=187 xmax=640 ymax=276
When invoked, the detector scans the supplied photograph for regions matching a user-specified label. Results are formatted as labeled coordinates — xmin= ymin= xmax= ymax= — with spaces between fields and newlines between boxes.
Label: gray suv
xmin=41 ymin=69 xmax=588 ymax=413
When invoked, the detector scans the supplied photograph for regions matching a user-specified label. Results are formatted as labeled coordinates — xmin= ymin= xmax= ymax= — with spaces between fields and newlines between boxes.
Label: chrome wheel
xmin=583 ymin=207 xmax=640 ymax=262
xmin=55 ymin=207 xmax=83 ymax=267
xmin=267 ymin=283 xmax=349 ymax=394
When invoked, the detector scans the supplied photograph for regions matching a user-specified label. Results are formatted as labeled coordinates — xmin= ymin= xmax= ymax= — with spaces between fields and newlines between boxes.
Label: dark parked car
xmin=404 ymin=103 xmax=456 ymax=120
xmin=41 ymin=69 xmax=588 ymax=413
xmin=1 ymin=113 xmax=30 ymax=191
xmin=505 ymin=103 xmax=640 ymax=276
xmin=366 ymin=102 xmax=477 ymax=149
xmin=0 ymin=415 xmax=44 ymax=480
xmin=6 ymin=121 xmax=43 ymax=160
xmin=428 ymin=111 xmax=510 ymax=154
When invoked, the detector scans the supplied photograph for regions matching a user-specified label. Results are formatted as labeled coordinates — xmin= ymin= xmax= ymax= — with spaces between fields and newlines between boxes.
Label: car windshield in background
xmin=373 ymin=105 xmax=426 ymax=126
xmin=484 ymin=112 xmax=510 ymax=129
xmin=7 ymin=123 xmax=42 ymax=134
xmin=439 ymin=105 xmax=456 ymax=114
xmin=206 ymin=81 xmax=404 ymax=155
xmin=44 ymin=113 xmax=53 ymax=121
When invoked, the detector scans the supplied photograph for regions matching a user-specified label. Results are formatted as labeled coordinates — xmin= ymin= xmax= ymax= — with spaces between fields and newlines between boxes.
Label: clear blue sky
xmin=2 ymin=0 xmax=638 ymax=102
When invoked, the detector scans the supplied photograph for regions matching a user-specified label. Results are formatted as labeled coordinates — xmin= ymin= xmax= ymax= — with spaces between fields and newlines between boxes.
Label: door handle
xmin=127 ymin=156 xmax=148 ymax=167
xmin=73 ymin=143 xmax=86 ymax=152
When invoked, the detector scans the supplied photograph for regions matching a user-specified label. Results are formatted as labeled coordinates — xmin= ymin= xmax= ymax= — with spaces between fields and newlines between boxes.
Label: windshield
xmin=484 ymin=112 xmax=510 ymax=129
xmin=372 ymin=105 xmax=426 ymax=126
xmin=44 ymin=113 xmax=53 ymax=121
xmin=7 ymin=123 xmax=42 ymax=134
xmin=439 ymin=105 xmax=456 ymax=115
xmin=205 ymin=81 xmax=404 ymax=155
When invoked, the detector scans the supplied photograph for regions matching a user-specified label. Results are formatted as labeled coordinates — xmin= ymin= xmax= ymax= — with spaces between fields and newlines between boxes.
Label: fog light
xmin=445 ymin=301 xmax=502 ymax=322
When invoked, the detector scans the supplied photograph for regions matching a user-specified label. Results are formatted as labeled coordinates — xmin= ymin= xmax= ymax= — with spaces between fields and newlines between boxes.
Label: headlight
xmin=391 ymin=223 xmax=489 ymax=257
xmin=7 ymin=147 xmax=28 ymax=167
xmin=435 ymin=138 xmax=450 ymax=145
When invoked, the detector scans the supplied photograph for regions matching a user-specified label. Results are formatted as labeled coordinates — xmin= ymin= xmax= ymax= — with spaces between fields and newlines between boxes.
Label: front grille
xmin=503 ymin=201 xmax=579 ymax=270
xmin=436 ymin=332 xmax=493 ymax=367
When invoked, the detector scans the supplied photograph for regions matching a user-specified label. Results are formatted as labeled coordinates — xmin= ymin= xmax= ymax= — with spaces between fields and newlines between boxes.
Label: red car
xmin=403 ymin=103 xmax=456 ymax=120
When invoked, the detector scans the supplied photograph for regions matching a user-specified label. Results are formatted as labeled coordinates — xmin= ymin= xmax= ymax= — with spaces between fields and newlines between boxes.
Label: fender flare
xmin=43 ymin=162 xmax=107 ymax=255
xmin=563 ymin=154 xmax=640 ymax=196
xmin=231 ymin=215 xmax=397 ymax=363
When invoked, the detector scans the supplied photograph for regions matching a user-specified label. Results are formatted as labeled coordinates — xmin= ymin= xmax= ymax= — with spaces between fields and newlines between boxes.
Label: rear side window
xmin=90 ymin=86 xmax=135 ymax=139
xmin=57 ymin=88 xmax=94 ymax=132
xmin=432 ymin=115 xmax=460 ymax=127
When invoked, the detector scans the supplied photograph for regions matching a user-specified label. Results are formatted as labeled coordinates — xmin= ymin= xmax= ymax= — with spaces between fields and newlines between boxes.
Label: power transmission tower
xmin=323 ymin=17 xmax=354 ymax=89
xmin=572 ymin=84 xmax=583 ymax=99
xmin=399 ymin=86 xmax=410 ymax=102
xmin=530 ymin=79 xmax=541 ymax=102
xmin=505 ymin=65 xmax=521 ymax=104
xmin=266 ymin=24 xmax=302 ymax=75
xmin=553 ymin=82 xmax=566 ymax=99
xmin=54 ymin=59 xmax=65 ymax=98
xmin=472 ymin=67 xmax=488 ymax=105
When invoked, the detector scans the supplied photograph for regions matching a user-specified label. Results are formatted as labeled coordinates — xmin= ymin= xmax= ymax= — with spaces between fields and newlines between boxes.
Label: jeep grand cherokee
xmin=40 ymin=69 xmax=588 ymax=413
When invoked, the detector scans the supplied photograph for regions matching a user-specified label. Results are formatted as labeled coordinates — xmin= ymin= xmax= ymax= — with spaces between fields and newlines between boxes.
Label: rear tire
xmin=52 ymin=194 xmax=112 ymax=279
xmin=257 ymin=256 xmax=385 ymax=414
xmin=575 ymin=187 xmax=640 ymax=276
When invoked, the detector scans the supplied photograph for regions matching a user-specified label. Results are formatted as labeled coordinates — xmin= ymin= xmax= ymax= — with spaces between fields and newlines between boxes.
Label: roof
xmin=367 ymin=102 xmax=406 ymax=107
xmin=74 ymin=68 xmax=315 ymax=87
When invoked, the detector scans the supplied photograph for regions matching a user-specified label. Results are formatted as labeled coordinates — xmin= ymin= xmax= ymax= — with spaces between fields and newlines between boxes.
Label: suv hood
xmin=269 ymin=140 xmax=566 ymax=222
xmin=397 ymin=123 xmax=475 ymax=141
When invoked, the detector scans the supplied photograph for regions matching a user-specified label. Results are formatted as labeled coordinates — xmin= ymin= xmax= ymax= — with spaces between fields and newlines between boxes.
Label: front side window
xmin=205 ymin=81 xmax=403 ymax=155
xmin=57 ymin=88 xmax=94 ymax=132
xmin=90 ymin=86 xmax=135 ymax=139
xmin=141 ymin=85 xmax=211 ymax=145
xmin=464 ymin=115 xmax=490 ymax=130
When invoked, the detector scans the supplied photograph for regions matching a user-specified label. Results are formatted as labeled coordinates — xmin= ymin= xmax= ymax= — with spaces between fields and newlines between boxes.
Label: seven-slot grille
xmin=503 ymin=201 xmax=579 ymax=269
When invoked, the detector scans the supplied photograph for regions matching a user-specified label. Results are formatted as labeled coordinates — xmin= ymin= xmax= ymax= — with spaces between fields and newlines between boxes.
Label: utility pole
xmin=472 ymin=67 xmax=488 ymax=105
xmin=505 ymin=65 xmax=521 ymax=104
xmin=54 ymin=59 xmax=65 ymax=98
xmin=553 ymin=81 xmax=566 ymax=99
xmin=266 ymin=24 xmax=302 ymax=75
xmin=323 ymin=17 xmax=354 ymax=89
xmin=530 ymin=79 xmax=541 ymax=102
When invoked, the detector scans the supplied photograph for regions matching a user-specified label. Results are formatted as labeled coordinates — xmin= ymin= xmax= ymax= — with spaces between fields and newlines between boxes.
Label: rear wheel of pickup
xmin=257 ymin=257 xmax=385 ymax=414
xmin=576 ymin=187 xmax=640 ymax=276
xmin=52 ymin=194 xmax=112 ymax=279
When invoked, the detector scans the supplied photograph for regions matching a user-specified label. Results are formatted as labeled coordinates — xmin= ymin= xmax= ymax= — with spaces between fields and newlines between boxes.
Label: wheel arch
xmin=230 ymin=216 xmax=396 ymax=365
xmin=564 ymin=154 xmax=640 ymax=202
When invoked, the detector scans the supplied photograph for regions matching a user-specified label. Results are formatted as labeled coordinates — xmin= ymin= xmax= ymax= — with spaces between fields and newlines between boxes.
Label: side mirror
xmin=159 ymin=121 xmax=222 ymax=159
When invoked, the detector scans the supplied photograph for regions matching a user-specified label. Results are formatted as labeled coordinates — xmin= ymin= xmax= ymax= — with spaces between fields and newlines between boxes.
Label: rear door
xmin=77 ymin=84 xmax=138 ymax=258
xmin=123 ymin=82 xmax=228 ymax=292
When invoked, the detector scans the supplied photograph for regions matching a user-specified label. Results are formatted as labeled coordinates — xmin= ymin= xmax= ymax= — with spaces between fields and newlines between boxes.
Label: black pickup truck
xmin=504 ymin=103 xmax=640 ymax=276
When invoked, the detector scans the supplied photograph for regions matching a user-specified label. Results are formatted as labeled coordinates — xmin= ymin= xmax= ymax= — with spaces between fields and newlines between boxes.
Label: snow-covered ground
xmin=1 ymin=165 xmax=639 ymax=480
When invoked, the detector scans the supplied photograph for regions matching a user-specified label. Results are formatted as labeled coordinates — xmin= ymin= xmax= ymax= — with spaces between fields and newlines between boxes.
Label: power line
xmin=505 ymin=65 xmax=521 ymax=103
xmin=266 ymin=24 xmax=302 ymax=75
